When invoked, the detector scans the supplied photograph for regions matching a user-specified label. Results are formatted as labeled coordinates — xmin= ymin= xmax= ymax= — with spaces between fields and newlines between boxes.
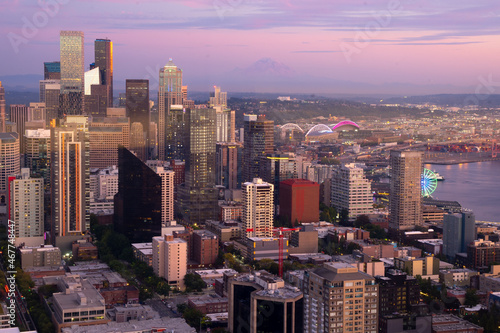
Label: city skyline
xmin=1 ymin=1 xmax=500 ymax=94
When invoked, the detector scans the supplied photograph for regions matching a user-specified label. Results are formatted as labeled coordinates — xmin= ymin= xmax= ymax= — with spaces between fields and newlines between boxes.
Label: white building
xmin=330 ymin=163 xmax=372 ymax=220
xmin=9 ymin=168 xmax=44 ymax=246
xmin=152 ymin=235 xmax=187 ymax=290
xmin=242 ymin=178 xmax=274 ymax=238
xmin=90 ymin=166 xmax=119 ymax=200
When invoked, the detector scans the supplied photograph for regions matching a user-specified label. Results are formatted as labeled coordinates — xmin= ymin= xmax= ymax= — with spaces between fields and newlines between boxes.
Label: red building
xmin=192 ymin=230 xmax=219 ymax=266
xmin=170 ymin=159 xmax=185 ymax=187
xmin=279 ymin=179 xmax=320 ymax=226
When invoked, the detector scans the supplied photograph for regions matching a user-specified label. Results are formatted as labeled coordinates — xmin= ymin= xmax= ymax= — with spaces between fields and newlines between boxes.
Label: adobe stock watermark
xmin=213 ymin=0 xmax=261 ymax=21
xmin=464 ymin=74 xmax=500 ymax=107
xmin=8 ymin=0 xmax=71 ymax=54
xmin=340 ymin=0 xmax=411 ymax=64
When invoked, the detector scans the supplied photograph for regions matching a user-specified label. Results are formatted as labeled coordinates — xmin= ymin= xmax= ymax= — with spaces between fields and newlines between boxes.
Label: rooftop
xmin=61 ymin=317 xmax=194 ymax=333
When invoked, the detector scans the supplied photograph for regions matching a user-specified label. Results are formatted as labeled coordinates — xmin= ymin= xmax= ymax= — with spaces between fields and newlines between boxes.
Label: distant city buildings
xmin=242 ymin=114 xmax=274 ymax=182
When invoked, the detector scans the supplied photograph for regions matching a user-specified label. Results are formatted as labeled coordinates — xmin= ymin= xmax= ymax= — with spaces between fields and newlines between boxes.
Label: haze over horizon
xmin=1 ymin=0 xmax=500 ymax=95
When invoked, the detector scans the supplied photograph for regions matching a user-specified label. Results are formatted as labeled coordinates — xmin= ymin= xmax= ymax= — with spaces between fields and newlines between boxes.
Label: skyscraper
xmin=44 ymin=61 xmax=61 ymax=80
xmin=59 ymin=31 xmax=84 ymax=116
xmin=0 ymin=81 xmax=6 ymax=132
xmin=242 ymin=178 xmax=274 ymax=238
xmin=178 ymin=108 xmax=218 ymax=225
xmin=126 ymin=79 xmax=149 ymax=159
xmin=88 ymin=116 xmax=130 ymax=168
xmin=9 ymin=168 xmax=44 ymax=246
xmin=114 ymin=147 xmax=162 ymax=242
xmin=10 ymin=104 xmax=29 ymax=154
xmin=0 ymin=133 xmax=20 ymax=198
xmin=330 ymin=163 xmax=373 ymax=220
xmin=50 ymin=116 xmax=89 ymax=249
xmin=158 ymin=59 xmax=183 ymax=161
xmin=94 ymin=39 xmax=113 ymax=104
xmin=216 ymin=142 xmax=242 ymax=190
xmin=155 ymin=166 xmax=174 ymax=224
xmin=243 ymin=114 xmax=274 ymax=182
xmin=443 ymin=211 xmax=476 ymax=259
xmin=389 ymin=150 xmax=423 ymax=231
xmin=24 ymin=129 xmax=51 ymax=188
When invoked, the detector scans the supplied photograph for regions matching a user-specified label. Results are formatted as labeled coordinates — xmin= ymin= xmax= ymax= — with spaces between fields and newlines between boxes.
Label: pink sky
xmin=1 ymin=0 xmax=500 ymax=94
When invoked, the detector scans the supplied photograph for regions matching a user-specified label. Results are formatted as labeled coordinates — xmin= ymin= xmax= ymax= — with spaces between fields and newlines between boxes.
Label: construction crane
xmin=246 ymin=226 xmax=300 ymax=278
xmin=274 ymin=227 xmax=300 ymax=278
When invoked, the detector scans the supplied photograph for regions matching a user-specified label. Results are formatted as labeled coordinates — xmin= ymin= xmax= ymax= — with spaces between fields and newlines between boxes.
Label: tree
xmin=184 ymin=273 xmax=206 ymax=292
xmin=354 ymin=215 xmax=370 ymax=228
xmin=465 ymin=288 xmax=480 ymax=307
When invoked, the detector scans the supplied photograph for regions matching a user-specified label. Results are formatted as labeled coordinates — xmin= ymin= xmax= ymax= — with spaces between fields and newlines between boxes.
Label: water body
xmin=424 ymin=161 xmax=500 ymax=222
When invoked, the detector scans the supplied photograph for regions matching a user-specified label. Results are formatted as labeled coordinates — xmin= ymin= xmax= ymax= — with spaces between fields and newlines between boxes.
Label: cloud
xmin=291 ymin=50 xmax=341 ymax=53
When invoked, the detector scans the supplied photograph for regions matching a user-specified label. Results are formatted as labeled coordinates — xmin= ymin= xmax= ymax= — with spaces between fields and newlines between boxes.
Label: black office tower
xmin=126 ymin=79 xmax=149 ymax=160
xmin=94 ymin=39 xmax=113 ymax=105
xmin=114 ymin=146 xmax=161 ymax=242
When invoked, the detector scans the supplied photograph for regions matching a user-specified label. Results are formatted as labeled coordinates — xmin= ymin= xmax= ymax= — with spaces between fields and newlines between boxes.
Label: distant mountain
xmin=232 ymin=58 xmax=295 ymax=77
xmin=0 ymin=74 xmax=43 ymax=92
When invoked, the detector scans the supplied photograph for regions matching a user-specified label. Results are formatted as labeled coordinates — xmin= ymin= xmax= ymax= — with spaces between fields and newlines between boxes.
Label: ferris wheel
xmin=421 ymin=168 xmax=438 ymax=197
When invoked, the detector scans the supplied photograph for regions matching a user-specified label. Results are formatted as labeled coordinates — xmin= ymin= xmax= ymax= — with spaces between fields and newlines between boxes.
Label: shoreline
xmin=424 ymin=157 xmax=500 ymax=165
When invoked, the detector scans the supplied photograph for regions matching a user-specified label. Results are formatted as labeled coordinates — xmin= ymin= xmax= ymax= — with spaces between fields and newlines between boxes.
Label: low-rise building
xmin=192 ymin=230 xmax=219 ymax=266
xmin=246 ymin=237 xmax=288 ymax=262
xmin=132 ymin=242 xmax=153 ymax=266
xmin=188 ymin=295 xmax=228 ymax=314
xmin=439 ymin=269 xmax=479 ymax=287
xmin=394 ymin=256 xmax=440 ymax=280
xmin=48 ymin=275 xmax=108 ymax=332
xmin=418 ymin=239 xmax=443 ymax=255
xmin=20 ymin=245 xmax=61 ymax=269
xmin=205 ymin=220 xmax=243 ymax=243
xmin=72 ymin=239 xmax=98 ymax=261
xmin=432 ymin=314 xmax=483 ymax=333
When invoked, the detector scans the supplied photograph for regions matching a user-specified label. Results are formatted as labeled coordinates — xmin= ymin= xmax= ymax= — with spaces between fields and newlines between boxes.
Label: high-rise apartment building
xmin=50 ymin=116 xmax=89 ymax=249
xmin=152 ymin=235 xmax=187 ymax=290
xmin=126 ymin=79 xmax=149 ymax=160
xmin=158 ymin=59 xmax=184 ymax=161
xmin=330 ymin=163 xmax=373 ymax=220
xmin=443 ymin=211 xmax=476 ymax=259
xmin=0 ymin=82 xmax=6 ymax=132
xmin=155 ymin=166 xmax=174 ymax=224
xmin=94 ymin=39 xmax=113 ymax=105
xmin=24 ymin=129 xmax=51 ymax=188
xmin=389 ymin=151 xmax=423 ymax=231
xmin=88 ymin=116 xmax=130 ymax=168
xmin=44 ymin=61 xmax=61 ymax=80
xmin=59 ymin=31 xmax=84 ymax=116
xmin=9 ymin=168 xmax=44 ymax=246
xmin=29 ymin=102 xmax=46 ymax=123
xmin=178 ymin=108 xmax=218 ymax=224
xmin=0 ymin=133 xmax=20 ymax=195
xmin=216 ymin=142 xmax=242 ymax=190
xmin=242 ymin=178 xmax=274 ymax=238
xmin=114 ymin=147 xmax=162 ymax=242
xmin=243 ymin=114 xmax=274 ymax=182
xmin=39 ymin=80 xmax=60 ymax=124
xmin=9 ymin=104 xmax=29 ymax=154
xmin=303 ymin=262 xmax=379 ymax=333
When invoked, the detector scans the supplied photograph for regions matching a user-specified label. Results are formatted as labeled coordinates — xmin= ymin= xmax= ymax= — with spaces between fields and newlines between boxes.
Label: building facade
xmin=242 ymin=178 xmax=274 ymax=238
xmin=330 ymin=164 xmax=373 ymax=220
xmin=280 ymin=179 xmax=320 ymax=225
xmin=59 ymin=31 xmax=85 ymax=116
xmin=389 ymin=151 xmax=423 ymax=231
xmin=303 ymin=263 xmax=379 ymax=333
